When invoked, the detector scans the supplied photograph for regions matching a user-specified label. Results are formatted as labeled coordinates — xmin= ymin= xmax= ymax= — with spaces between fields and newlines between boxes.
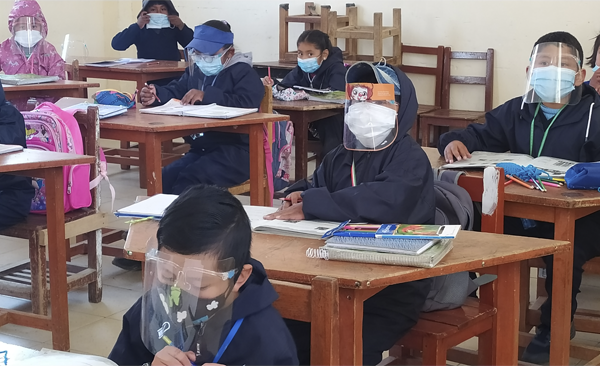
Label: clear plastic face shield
xmin=12 ymin=16 xmax=44 ymax=49
xmin=187 ymin=46 xmax=232 ymax=78
xmin=523 ymin=42 xmax=584 ymax=105
xmin=141 ymin=238 xmax=236 ymax=362
xmin=60 ymin=34 xmax=89 ymax=64
xmin=343 ymin=83 xmax=399 ymax=151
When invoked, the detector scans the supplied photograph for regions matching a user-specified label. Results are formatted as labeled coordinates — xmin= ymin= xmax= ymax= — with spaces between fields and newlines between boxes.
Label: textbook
xmin=293 ymin=85 xmax=332 ymax=93
xmin=0 ymin=144 xmax=23 ymax=154
xmin=84 ymin=58 xmax=155 ymax=67
xmin=442 ymin=151 xmax=577 ymax=177
xmin=307 ymin=91 xmax=346 ymax=104
xmin=0 ymin=74 xmax=59 ymax=85
xmin=324 ymin=236 xmax=438 ymax=256
xmin=63 ymin=102 xmax=128 ymax=119
xmin=140 ymin=99 xmax=258 ymax=119
xmin=329 ymin=224 xmax=461 ymax=240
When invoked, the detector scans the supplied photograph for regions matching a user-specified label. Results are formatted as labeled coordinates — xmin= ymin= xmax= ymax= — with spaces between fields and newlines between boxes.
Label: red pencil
xmin=504 ymin=179 xmax=514 ymax=186
xmin=268 ymin=66 xmax=271 ymax=79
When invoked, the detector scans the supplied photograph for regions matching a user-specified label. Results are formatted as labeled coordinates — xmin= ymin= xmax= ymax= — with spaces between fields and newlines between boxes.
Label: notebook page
xmin=115 ymin=194 xmax=178 ymax=218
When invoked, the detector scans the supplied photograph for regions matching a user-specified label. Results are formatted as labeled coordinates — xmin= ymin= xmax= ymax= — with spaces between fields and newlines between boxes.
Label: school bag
xmin=23 ymin=102 xmax=108 ymax=214
xmin=422 ymin=169 xmax=478 ymax=312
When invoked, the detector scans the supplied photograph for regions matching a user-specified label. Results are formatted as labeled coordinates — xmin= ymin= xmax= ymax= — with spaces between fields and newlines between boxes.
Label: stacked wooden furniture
xmin=279 ymin=2 xmax=354 ymax=63
xmin=419 ymin=47 xmax=495 ymax=147
xmin=330 ymin=7 xmax=402 ymax=65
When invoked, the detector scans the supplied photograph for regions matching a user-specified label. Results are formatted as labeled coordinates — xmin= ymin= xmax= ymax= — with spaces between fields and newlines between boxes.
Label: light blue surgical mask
xmin=593 ymin=65 xmax=599 ymax=72
xmin=147 ymin=13 xmax=170 ymax=29
xmin=298 ymin=57 xmax=321 ymax=73
xmin=530 ymin=66 xmax=576 ymax=102
xmin=196 ymin=53 xmax=225 ymax=76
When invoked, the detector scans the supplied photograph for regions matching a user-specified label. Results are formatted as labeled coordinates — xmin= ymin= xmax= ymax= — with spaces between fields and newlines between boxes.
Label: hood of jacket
xmin=230 ymin=258 xmax=278 ymax=321
xmin=223 ymin=51 xmax=253 ymax=70
xmin=8 ymin=0 xmax=48 ymax=36
xmin=140 ymin=0 xmax=179 ymax=17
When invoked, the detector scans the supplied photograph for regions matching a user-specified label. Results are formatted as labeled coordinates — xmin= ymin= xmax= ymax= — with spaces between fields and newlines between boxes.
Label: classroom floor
xmin=1 ymin=147 xmax=600 ymax=364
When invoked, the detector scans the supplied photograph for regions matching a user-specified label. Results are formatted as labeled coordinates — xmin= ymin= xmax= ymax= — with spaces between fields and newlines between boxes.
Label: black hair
xmin=534 ymin=31 xmax=584 ymax=66
xmin=587 ymin=33 xmax=600 ymax=68
xmin=141 ymin=0 xmax=178 ymax=16
xmin=297 ymin=29 xmax=332 ymax=53
xmin=157 ymin=185 xmax=251 ymax=274
xmin=203 ymin=19 xmax=233 ymax=49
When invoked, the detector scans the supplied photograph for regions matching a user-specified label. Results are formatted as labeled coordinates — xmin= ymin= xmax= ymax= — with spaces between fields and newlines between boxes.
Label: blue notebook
xmin=325 ymin=236 xmax=439 ymax=256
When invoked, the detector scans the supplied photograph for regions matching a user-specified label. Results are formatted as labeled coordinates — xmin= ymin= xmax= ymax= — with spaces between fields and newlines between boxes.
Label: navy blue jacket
xmin=108 ymin=259 xmax=298 ymax=366
xmin=279 ymin=47 xmax=346 ymax=91
xmin=152 ymin=53 xmax=264 ymax=150
xmin=287 ymin=66 xmax=436 ymax=224
xmin=438 ymin=83 xmax=600 ymax=162
xmin=112 ymin=24 xmax=193 ymax=61
xmin=0 ymin=84 xmax=34 ymax=230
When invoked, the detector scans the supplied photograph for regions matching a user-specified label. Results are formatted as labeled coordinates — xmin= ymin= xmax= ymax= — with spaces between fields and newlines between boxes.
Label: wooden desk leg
xmin=310 ymin=277 xmax=339 ymax=366
xmin=549 ymin=249 xmax=573 ymax=365
xmin=293 ymin=115 xmax=310 ymax=181
xmin=421 ymin=120 xmax=431 ymax=147
xmin=493 ymin=262 xmax=520 ymax=365
xmin=45 ymin=167 xmax=70 ymax=351
xmin=339 ymin=288 xmax=363 ymax=366
xmin=248 ymin=124 xmax=266 ymax=206
xmin=138 ymin=143 xmax=147 ymax=190
xmin=143 ymin=133 xmax=162 ymax=195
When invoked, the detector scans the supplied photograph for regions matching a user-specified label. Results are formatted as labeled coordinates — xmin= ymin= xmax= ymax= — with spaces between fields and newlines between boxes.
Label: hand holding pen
xmin=140 ymin=83 xmax=161 ymax=106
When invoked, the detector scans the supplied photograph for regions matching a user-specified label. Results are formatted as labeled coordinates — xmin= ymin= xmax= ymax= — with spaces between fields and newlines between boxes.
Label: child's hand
xmin=137 ymin=11 xmax=150 ymax=29
xmin=443 ymin=140 xmax=471 ymax=163
xmin=168 ymin=15 xmax=185 ymax=30
xmin=152 ymin=346 xmax=195 ymax=366
xmin=262 ymin=76 xmax=274 ymax=87
xmin=264 ymin=202 xmax=305 ymax=220
xmin=140 ymin=85 xmax=157 ymax=106
xmin=182 ymin=89 xmax=205 ymax=105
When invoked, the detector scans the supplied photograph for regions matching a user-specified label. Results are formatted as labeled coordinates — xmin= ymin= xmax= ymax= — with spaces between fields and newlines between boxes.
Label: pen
xmin=344 ymin=224 xmax=380 ymax=230
xmin=268 ymin=66 xmax=271 ymax=79
xmin=145 ymin=82 xmax=161 ymax=103
xmin=280 ymin=197 xmax=302 ymax=202
xmin=506 ymin=174 xmax=534 ymax=189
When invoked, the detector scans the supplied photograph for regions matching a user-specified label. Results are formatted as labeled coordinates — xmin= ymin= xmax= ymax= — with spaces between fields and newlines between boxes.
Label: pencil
xmin=529 ymin=179 xmax=544 ymax=191
xmin=542 ymin=181 xmax=561 ymax=188
xmin=145 ymin=82 xmax=161 ymax=103
xmin=504 ymin=179 xmax=514 ymax=186
xmin=506 ymin=174 xmax=534 ymax=189
xmin=552 ymin=178 xmax=566 ymax=182
xmin=268 ymin=66 xmax=271 ymax=79
xmin=280 ymin=197 xmax=302 ymax=202
xmin=537 ymin=177 xmax=547 ymax=192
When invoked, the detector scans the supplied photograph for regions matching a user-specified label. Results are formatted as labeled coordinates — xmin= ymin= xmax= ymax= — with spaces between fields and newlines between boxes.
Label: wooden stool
xmin=331 ymin=7 xmax=401 ymax=65
xmin=279 ymin=2 xmax=353 ymax=63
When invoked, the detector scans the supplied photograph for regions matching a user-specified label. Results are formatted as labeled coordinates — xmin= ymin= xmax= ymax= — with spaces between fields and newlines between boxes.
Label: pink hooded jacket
xmin=0 ymin=0 xmax=65 ymax=78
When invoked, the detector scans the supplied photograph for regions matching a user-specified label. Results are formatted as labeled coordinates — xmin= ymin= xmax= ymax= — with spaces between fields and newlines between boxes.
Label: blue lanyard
xmin=213 ymin=318 xmax=244 ymax=364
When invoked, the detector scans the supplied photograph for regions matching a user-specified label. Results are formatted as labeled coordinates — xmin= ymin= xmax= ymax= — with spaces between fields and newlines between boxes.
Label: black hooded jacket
xmin=288 ymin=66 xmax=436 ymax=224
xmin=279 ymin=47 xmax=347 ymax=91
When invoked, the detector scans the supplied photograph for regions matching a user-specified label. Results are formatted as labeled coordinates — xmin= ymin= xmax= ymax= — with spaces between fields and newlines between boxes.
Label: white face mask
xmin=147 ymin=13 xmax=170 ymax=29
xmin=345 ymin=102 xmax=397 ymax=149
xmin=14 ymin=30 xmax=42 ymax=48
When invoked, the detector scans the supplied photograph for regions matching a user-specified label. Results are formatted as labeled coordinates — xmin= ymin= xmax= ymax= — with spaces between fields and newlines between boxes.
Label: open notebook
xmin=0 ymin=74 xmax=59 ymax=85
xmin=140 ymin=99 xmax=258 ymax=119
xmin=0 ymin=144 xmax=23 ymax=154
xmin=63 ymin=102 xmax=128 ymax=119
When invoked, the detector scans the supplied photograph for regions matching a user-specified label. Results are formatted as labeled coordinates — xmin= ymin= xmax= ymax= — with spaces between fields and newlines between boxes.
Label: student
xmin=438 ymin=31 xmax=600 ymax=364
xmin=265 ymin=30 xmax=346 ymax=155
xmin=265 ymin=62 xmax=434 ymax=365
xmin=0 ymin=83 xmax=35 ymax=231
xmin=108 ymin=185 xmax=298 ymax=366
xmin=0 ymin=0 xmax=64 ymax=78
xmin=587 ymin=33 xmax=600 ymax=93
xmin=111 ymin=0 xmax=193 ymax=62
xmin=139 ymin=20 xmax=264 ymax=194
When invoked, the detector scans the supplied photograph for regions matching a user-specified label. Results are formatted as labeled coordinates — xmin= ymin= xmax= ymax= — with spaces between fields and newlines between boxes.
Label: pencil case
xmin=565 ymin=163 xmax=600 ymax=189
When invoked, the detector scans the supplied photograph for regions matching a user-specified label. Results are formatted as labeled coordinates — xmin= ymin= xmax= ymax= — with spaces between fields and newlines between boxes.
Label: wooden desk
xmin=0 ymin=149 xmax=94 ymax=351
xmin=100 ymin=111 xmax=288 ymax=205
xmin=2 ymin=80 xmax=100 ymax=100
xmin=79 ymin=60 xmax=186 ymax=92
xmin=272 ymin=100 xmax=344 ymax=180
xmin=124 ymin=221 xmax=572 ymax=365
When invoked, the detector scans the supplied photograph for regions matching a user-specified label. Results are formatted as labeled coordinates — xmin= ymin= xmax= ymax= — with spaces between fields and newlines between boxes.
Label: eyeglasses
xmin=190 ymin=47 xmax=231 ymax=62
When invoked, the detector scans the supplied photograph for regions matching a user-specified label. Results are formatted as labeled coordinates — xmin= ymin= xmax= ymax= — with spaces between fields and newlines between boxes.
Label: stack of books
xmin=307 ymin=224 xmax=461 ymax=268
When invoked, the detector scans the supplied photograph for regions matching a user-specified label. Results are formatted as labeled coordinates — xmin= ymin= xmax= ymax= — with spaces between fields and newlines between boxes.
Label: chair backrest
xmin=179 ymin=49 xmax=185 ymax=61
xmin=73 ymin=106 xmax=100 ymax=209
xmin=65 ymin=59 xmax=80 ymax=81
xmin=442 ymin=48 xmax=495 ymax=111
xmin=399 ymin=44 xmax=444 ymax=107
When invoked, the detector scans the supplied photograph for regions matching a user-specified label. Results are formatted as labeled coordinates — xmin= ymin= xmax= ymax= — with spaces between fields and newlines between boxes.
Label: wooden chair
xmin=419 ymin=48 xmax=495 ymax=147
xmin=399 ymin=45 xmax=444 ymax=143
xmin=0 ymin=107 xmax=107 ymax=315
xmin=388 ymin=168 xmax=505 ymax=365
xmin=64 ymin=59 xmax=80 ymax=81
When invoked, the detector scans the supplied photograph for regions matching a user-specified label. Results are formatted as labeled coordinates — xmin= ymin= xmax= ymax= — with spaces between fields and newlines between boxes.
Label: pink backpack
xmin=23 ymin=102 xmax=103 ymax=214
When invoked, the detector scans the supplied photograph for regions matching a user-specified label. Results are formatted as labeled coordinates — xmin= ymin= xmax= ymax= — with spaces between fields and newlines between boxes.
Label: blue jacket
xmin=287 ymin=66 xmax=436 ymax=224
xmin=108 ymin=259 xmax=298 ymax=366
xmin=279 ymin=47 xmax=346 ymax=91
xmin=153 ymin=52 xmax=264 ymax=150
xmin=112 ymin=24 xmax=193 ymax=61
xmin=438 ymin=83 xmax=600 ymax=162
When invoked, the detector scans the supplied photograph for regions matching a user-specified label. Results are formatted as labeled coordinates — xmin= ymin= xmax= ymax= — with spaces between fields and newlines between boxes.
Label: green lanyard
xmin=529 ymin=103 xmax=567 ymax=157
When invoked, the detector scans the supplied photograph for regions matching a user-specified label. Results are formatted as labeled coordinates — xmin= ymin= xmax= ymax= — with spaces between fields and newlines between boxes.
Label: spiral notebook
xmin=325 ymin=236 xmax=438 ymax=255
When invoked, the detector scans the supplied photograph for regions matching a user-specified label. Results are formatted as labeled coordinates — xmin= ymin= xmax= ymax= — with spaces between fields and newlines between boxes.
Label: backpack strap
xmin=89 ymin=148 xmax=116 ymax=211
xmin=432 ymin=168 xmax=465 ymax=184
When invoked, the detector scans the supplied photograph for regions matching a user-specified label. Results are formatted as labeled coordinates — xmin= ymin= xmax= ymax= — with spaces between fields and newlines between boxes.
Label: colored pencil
xmin=542 ymin=181 xmax=561 ymax=188
xmin=552 ymin=178 xmax=566 ymax=182
xmin=537 ymin=177 xmax=547 ymax=192
xmin=504 ymin=179 xmax=514 ymax=186
xmin=529 ymin=179 xmax=544 ymax=192
xmin=506 ymin=174 xmax=534 ymax=189
xmin=268 ymin=66 xmax=271 ymax=79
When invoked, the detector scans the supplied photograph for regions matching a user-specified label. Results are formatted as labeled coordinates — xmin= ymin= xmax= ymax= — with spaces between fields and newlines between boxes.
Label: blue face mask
xmin=593 ymin=65 xmax=599 ymax=72
xmin=530 ymin=66 xmax=577 ymax=102
xmin=297 ymin=57 xmax=321 ymax=73
xmin=196 ymin=53 xmax=226 ymax=76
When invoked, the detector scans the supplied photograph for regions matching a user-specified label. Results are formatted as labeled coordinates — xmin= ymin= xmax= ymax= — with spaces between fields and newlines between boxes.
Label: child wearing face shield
xmin=0 ymin=0 xmax=64 ymax=78
xmin=139 ymin=20 xmax=264 ymax=195
xmin=439 ymin=31 xmax=600 ymax=364
xmin=265 ymin=30 xmax=347 ymax=155
xmin=265 ymin=62 xmax=435 ymax=365
xmin=112 ymin=0 xmax=193 ymax=63
xmin=108 ymin=185 xmax=298 ymax=366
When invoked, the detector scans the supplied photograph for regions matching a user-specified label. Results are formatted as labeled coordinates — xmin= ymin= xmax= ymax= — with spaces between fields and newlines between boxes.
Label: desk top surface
xmin=124 ymin=219 xmax=569 ymax=289
xmin=79 ymin=60 xmax=187 ymax=74
xmin=424 ymin=147 xmax=600 ymax=209
xmin=2 ymin=80 xmax=100 ymax=91
xmin=273 ymin=99 xmax=345 ymax=111
xmin=0 ymin=149 xmax=94 ymax=173
xmin=100 ymin=110 xmax=288 ymax=133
